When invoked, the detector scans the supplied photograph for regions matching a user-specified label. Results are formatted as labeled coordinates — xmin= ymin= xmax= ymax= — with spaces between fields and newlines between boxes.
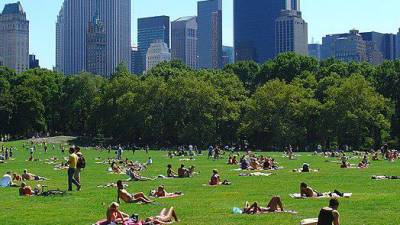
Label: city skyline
xmin=1 ymin=0 xmax=400 ymax=69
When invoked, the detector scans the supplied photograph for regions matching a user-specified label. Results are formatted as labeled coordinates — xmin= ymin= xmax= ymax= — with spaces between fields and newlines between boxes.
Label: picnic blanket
xmin=97 ymin=183 xmax=129 ymax=188
xmin=233 ymin=167 xmax=283 ymax=172
xmin=239 ymin=172 xmax=272 ymax=177
xmin=292 ymin=169 xmax=320 ymax=173
xmin=372 ymin=175 xmax=400 ymax=180
xmin=300 ymin=218 xmax=318 ymax=225
xmin=290 ymin=193 xmax=352 ymax=199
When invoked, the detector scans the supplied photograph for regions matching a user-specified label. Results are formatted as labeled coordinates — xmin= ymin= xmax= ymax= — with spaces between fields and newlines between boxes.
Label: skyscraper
xmin=222 ymin=46 xmax=234 ymax=66
xmin=29 ymin=54 xmax=40 ymax=69
xmin=234 ymin=0 xmax=289 ymax=63
xmin=308 ymin=44 xmax=321 ymax=60
xmin=136 ymin=16 xmax=170 ymax=74
xmin=86 ymin=10 xmax=107 ymax=76
xmin=171 ymin=16 xmax=198 ymax=69
xmin=0 ymin=2 xmax=29 ymax=73
xmin=275 ymin=10 xmax=308 ymax=56
xmin=146 ymin=40 xmax=171 ymax=71
xmin=56 ymin=0 xmax=131 ymax=76
xmin=197 ymin=0 xmax=222 ymax=69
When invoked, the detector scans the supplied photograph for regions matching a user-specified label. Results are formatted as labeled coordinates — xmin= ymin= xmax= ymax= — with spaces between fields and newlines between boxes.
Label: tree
xmin=223 ymin=61 xmax=260 ymax=92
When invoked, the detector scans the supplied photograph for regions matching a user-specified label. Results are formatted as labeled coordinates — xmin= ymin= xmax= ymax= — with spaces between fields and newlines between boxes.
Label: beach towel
xmin=300 ymin=218 xmax=318 ymax=225
xmin=239 ymin=172 xmax=272 ymax=177
xmin=290 ymin=193 xmax=352 ymax=199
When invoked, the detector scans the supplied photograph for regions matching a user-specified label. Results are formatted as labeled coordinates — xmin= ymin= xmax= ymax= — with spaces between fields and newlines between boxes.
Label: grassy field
xmin=0 ymin=140 xmax=399 ymax=225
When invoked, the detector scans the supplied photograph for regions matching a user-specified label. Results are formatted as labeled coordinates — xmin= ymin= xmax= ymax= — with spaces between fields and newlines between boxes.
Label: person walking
xmin=74 ymin=146 xmax=85 ymax=184
xmin=67 ymin=147 xmax=81 ymax=191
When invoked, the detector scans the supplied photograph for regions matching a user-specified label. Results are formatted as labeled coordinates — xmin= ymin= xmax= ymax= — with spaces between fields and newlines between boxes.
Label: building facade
xmin=321 ymin=29 xmax=383 ymax=65
xmin=222 ymin=46 xmax=234 ymax=66
xmin=86 ymin=12 xmax=107 ymax=76
xmin=360 ymin=32 xmax=396 ymax=60
xmin=275 ymin=10 xmax=308 ymax=56
xmin=171 ymin=16 xmax=198 ymax=69
xmin=136 ymin=16 xmax=170 ymax=74
xmin=29 ymin=54 xmax=39 ymax=69
xmin=308 ymin=44 xmax=321 ymax=61
xmin=56 ymin=0 xmax=131 ymax=76
xmin=146 ymin=40 xmax=171 ymax=71
xmin=197 ymin=0 xmax=222 ymax=69
xmin=0 ymin=2 xmax=29 ymax=73
xmin=234 ymin=0 xmax=293 ymax=63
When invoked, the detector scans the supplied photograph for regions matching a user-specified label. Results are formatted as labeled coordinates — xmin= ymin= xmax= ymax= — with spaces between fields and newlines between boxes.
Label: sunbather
xmin=243 ymin=196 xmax=284 ymax=214
xmin=152 ymin=185 xmax=182 ymax=198
xmin=144 ymin=207 xmax=179 ymax=224
xmin=21 ymin=169 xmax=47 ymax=181
xmin=19 ymin=182 xmax=33 ymax=196
xmin=98 ymin=202 xmax=130 ymax=225
xmin=300 ymin=183 xmax=321 ymax=198
xmin=317 ymin=199 xmax=340 ymax=225
xmin=116 ymin=180 xmax=153 ymax=204
xmin=209 ymin=169 xmax=230 ymax=186
xmin=177 ymin=164 xmax=188 ymax=178
xmin=126 ymin=168 xmax=155 ymax=181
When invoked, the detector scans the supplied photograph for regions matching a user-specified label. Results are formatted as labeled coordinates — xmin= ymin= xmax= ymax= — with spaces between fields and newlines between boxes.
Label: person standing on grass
xmin=74 ymin=146 xmax=85 ymax=184
xmin=67 ymin=147 xmax=81 ymax=191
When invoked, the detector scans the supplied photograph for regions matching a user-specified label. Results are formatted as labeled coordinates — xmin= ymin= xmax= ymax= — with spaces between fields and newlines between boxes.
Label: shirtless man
xmin=144 ymin=207 xmax=179 ymax=224
xmin=167 ymin=164 xmax=178 ymax=178
xmin=300 ymin=182 xmax=320 ymax=198
xmin=317 ymin=199 xmax=340 ymax=225
xmin=177 ymin=164 xmax=188 ymax=178
xmin=22 ymin=169 xmax=47 ymax=181
xmin=116 ymin=180 xmax=152 ymax=204
xmin=243 ymin=196 xmax=285 ymax=214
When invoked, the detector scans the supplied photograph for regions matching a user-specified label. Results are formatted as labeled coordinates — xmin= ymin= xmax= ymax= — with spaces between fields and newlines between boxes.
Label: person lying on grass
xmin=209 ymin=169 xmax=230 ymax=186
xmin=116 ymin=180 xmax=153 ymax=204
xmin=151 ymin=185 xmax=183 ymax=198
xmin=98 ymin=202 xmax=130 ymax=225
xmin=242 ymin=196 xmax=290 ymax=214
xmin=144 ymin=207 xmax=179 ymax=225
xmin=21 ymin=169 xmax=48 ymax=181
xmin=317 ymin=199 xmax=340 ymax=225
xmin=126 ymin=168 xmax=156 ymax=181
xmin=167 ymin=164 xmax=178 ymax=178
xmin=300 ymin=183 xmax=345 ymax=198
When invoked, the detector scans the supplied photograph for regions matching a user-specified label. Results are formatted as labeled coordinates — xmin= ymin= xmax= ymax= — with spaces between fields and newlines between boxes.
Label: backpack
xmin=77 ymin=155 xmax=86 ymax=169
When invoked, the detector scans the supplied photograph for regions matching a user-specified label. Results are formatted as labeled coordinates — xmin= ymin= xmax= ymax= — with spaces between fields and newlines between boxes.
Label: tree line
xmin=0 ymin=53 xmax=399 ymax=150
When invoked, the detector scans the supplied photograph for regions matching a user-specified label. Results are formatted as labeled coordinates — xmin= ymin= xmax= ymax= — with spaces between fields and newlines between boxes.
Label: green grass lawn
xmin=0 ymin=140 xmax=399 ymax=225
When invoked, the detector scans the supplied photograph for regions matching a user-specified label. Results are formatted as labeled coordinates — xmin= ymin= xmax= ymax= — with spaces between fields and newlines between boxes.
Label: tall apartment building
xmin=171 ymin=16 xmax=198 ymax=69
xmin=197 ymin=0 xmax=222 ymax=69
xmin=56 ymin=0 xmax=131 ymax=76
xmin=0 ymin=2 xmax=29 ymax=73
xmin=136 ymin=16 xmax=170 ymax=74
xmin=275 ymin=10 xmax=308 ymax=56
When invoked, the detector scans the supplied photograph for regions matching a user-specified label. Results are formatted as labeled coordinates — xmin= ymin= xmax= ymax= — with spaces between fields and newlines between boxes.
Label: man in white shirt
xmin=0 ymin=172 xmax=12 ymax=187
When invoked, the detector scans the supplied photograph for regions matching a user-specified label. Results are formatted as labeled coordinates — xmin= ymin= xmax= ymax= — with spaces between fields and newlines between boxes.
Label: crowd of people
xmin=2 ymin=139 xmax=399 ymax=225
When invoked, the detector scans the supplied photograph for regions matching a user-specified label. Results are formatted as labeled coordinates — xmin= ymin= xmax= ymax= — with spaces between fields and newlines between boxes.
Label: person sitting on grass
xmin=209 ymin=169 xmax=230 ymax=186
xmin=0 ymin=172 xmax=14 ymax=187
xmin=99 ymin=202 xmax=130 ymax=225
xmin=12 ymin=173 xmax=22 ymax=182
xmin=110 ymin=161 xmax=122 ymax=173
xmin=19 ymin=182 xmax=33 ymax=196
xmin=152 ymin=185 xmax=183 ymax=198
xmin=243 ymin=196 xmax=286 ymax=214
xmin=144 ymin=207 xmax=179 ymax=225
xmin=116 ymin=180 xmax=153 ymax=204
xmin=187 ymin=166 xmax=197 ymax=177
xmin=167 ymin=164 xmax=178 ymax=178
xmin=177 ymin=164 xmax=188 ymax=178
xmin=300 ymin=182 xmax=322 ymax=198
xmin=22 ymin=169 xmax=47 ymax=181
xmin=317 ymin=199 xmax=340 ymax=225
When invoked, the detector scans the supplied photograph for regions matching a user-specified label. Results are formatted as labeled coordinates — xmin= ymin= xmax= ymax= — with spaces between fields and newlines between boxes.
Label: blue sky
xmin=1 ymin=0 xmax=399 ymax=69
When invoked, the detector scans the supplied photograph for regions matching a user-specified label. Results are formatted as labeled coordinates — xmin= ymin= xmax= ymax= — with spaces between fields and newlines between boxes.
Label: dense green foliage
xmin=0 ymin=53 xmax=399 ymax=149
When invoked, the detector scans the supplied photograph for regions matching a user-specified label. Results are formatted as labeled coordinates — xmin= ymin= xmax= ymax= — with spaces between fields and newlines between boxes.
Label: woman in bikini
xmin=144 ymin=207 xmax=179 ymax=224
